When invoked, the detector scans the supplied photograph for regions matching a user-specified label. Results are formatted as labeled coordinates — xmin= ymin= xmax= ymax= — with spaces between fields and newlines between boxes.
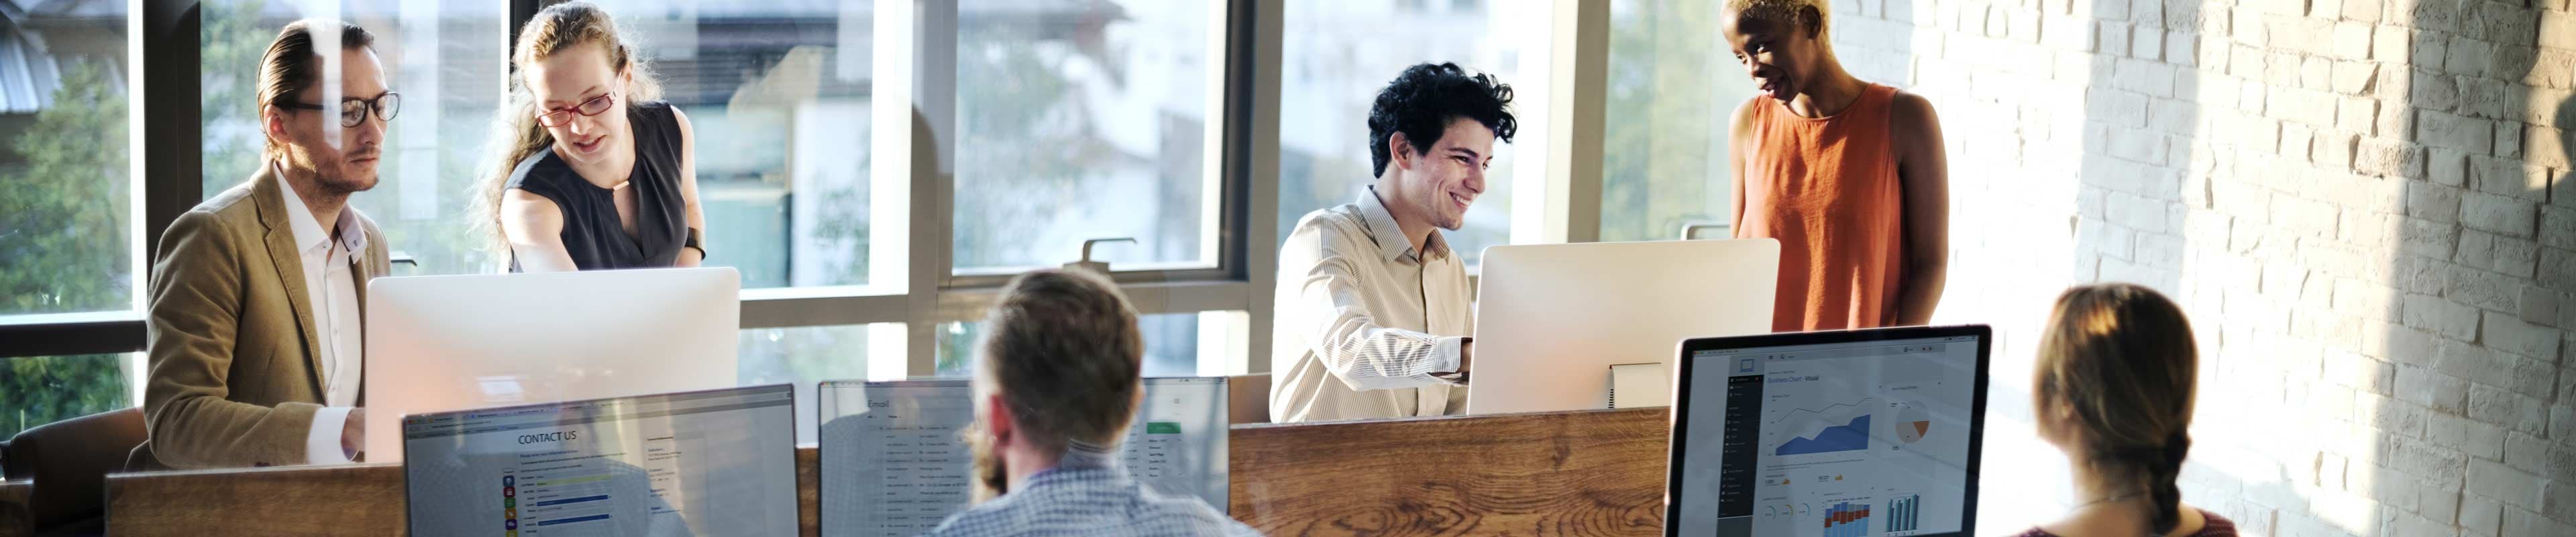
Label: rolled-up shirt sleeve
xmin=1285 ymin=238 xmax=1457 ymax=391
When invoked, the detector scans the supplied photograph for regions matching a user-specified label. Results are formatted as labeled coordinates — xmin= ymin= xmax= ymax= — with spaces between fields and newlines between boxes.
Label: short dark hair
xmin=1366 ymin=62 xmax=1517 ymax=178
xmin=256 ymin=19 xmax=376 ymax=156
xmin=976 ymin=269 xmax=1144 ymax=454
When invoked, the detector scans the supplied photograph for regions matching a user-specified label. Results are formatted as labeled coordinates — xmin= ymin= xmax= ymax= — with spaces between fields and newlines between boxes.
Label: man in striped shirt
xmin=926 ymin=269 xmax=1258 ymax=537
xmin=1270 ymin=62 xmax=1518 ymax=422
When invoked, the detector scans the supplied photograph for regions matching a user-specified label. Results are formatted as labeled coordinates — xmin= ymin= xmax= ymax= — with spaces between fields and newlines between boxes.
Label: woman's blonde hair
xmin=2033 ymin=283 xmax=2200 ymax=534
xmin=470 ymin=1 xmax=663 ymax=262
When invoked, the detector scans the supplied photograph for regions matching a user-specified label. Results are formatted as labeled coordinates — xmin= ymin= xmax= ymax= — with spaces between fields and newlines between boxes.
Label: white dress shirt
xmin=1269 ymin=187 xmax=1474 ymax=422
xmin=276 ymin=168 xmax=367 ymax=464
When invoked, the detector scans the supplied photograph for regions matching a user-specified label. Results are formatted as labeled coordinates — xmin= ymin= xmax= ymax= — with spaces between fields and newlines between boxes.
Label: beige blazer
xmin=130 ymin=165 xmax=390 ymax=470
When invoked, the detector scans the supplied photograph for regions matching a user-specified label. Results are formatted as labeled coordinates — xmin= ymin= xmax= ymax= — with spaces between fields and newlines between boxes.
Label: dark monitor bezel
xmin=1662 ymin=324 xmax=1993 ymax=537
xmin=398 ymin=383 xmax=800 ymax=536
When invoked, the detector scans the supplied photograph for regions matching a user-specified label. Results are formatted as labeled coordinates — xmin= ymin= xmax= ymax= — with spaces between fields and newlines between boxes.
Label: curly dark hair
xmin=1367 ymin=62 xmax=1517 ymax=178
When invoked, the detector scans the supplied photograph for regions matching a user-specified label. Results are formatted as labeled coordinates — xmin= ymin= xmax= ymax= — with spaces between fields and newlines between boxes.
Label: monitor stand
xmin=1606 ymin=362 xmax=1671 ymax=409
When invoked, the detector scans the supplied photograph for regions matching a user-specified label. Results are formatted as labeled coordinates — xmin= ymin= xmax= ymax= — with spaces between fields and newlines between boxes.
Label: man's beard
xmin=288 ymin=148 xmax=378 ymax=195
xmin=964 ymin=421 xmax=1008 ymax=503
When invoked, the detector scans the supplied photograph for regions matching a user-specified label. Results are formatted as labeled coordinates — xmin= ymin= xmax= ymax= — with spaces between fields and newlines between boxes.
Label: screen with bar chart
xmin=1666 ymin=326 xmax=1988 ymax=537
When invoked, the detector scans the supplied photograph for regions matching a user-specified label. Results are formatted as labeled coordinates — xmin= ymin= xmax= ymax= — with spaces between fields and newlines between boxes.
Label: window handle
xmin=1678 ymin=222 xmax=1730 ymax=240
xmin=1065 ymin=238 xmax=1137 ymax=273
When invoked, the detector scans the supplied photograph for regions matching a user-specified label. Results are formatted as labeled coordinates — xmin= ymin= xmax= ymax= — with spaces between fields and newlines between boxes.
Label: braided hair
xmin=2035 ymin=283 xmax=2201 ymax=534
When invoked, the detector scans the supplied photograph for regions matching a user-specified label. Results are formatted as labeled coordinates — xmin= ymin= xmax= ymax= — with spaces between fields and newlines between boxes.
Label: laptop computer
xmin=816 ymin=377 xmax=1230 ymax=536
xmin=402 ymin=384 xmax=800 ymax=536
xmin=1664 ymin=326 xmax=1992 ymax=537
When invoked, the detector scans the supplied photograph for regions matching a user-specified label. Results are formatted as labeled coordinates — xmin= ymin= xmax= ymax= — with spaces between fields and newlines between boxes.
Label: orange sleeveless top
xmin=1735 ymin=83 xmax=1906 ymax=332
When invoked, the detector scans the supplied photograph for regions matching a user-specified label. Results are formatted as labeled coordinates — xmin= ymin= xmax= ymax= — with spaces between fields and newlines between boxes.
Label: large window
xmin=1599 ymin=0 xmax=1754 ymax=242
xmin=0 ymin=1 xmax=136 ymax=436
xmin=7 ymin=0 xmax=1654 ymax=436
xmin=200 ymin=1 xmax=508 ymax=277
xmin=598 ymin=0 xmax=879 ymax=289
xmin=1277 ymin=0 xmax=1534 ymax=264
xmin=950 ymin=0 xmax=1218 ymax=273
xmin=934 ymin=311 xmax=1240 ymax=379
xmin=739 ymin=322 xmax=901 ymax=442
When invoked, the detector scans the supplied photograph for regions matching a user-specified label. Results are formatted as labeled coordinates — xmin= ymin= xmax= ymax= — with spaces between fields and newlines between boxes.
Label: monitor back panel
xmin=365 ymin=267 xmax=742 ymax=461
xmin=1469 ymin=239 xmax=1780 ymax=415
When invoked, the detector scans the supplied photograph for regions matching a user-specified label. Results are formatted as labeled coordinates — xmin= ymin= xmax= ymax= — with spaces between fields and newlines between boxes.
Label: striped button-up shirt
xmin=1268 ymin=187 xmax=1474 ymax=422
xmin=924 ymin=444 xmax=1257 ymax=537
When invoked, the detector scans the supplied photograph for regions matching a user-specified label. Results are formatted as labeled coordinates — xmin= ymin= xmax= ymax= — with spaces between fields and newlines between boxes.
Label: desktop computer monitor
xmin=1467 ymin=239 xmax=1780 ymax=415
xmin=1663 ymin=325 xmax=1992 ymax=537
xmin=364 ymin=267 xmax=741 ymax=462
xmin=401 ymin=383 xmax=800 ymax=536
xmin=815 ymin=377 xmax=1230 ymax=536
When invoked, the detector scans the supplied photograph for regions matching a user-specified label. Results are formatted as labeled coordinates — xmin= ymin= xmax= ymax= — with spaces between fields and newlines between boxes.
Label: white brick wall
xmin=1828 ymin=0 xmax=2575 ymax=534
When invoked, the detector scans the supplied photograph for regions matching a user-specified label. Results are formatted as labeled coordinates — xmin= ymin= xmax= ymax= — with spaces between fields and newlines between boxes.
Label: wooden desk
xmin=105 ymin=408 xmax=1672 ymax=536
xmin=1232 ymin=407 xmax=1670 ymax=536
xmin=106 ymin=448 xmax=824 ymax=536
xmin=0 ymin=479 xmax=32 ymax=537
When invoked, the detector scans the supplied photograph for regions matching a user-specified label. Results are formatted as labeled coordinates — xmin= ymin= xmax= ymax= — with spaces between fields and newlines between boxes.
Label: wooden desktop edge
xmin=101 ymin=407 xmax=1672 ymax=536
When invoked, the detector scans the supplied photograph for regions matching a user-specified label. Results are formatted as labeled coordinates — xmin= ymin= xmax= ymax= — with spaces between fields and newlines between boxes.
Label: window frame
xmin=0 ymin=0 xmax=1615 ymax=402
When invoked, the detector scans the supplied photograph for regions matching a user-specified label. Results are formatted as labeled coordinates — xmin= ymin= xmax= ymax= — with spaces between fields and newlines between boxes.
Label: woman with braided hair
xmin=2014 ymin=283 xmax=2239 ymax=537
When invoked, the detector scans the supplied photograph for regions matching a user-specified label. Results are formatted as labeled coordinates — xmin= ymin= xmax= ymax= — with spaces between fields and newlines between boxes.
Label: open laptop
xmin=1663 ymin=326 xmax=1991 ymax=537
xmin=366 ymin=267 xmax=741 ymax=462
xmin=1468 ymin=239 xmax=1780 ymax=415
xmin=816 ymin=377 xmax=1230 ymax=536
xmin=402 ymin=384 xmax=800 ymax=537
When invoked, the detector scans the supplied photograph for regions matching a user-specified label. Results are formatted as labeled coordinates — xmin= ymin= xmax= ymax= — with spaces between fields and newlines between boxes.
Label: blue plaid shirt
xmin=924 ymin=444 xmax=1259 ymax=537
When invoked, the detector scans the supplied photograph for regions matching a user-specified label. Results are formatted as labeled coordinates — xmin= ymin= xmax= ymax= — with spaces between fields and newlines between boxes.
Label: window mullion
xmin=886 ymin=0 xmax=960 ymax=379
xmin=1234 ymin=0 xmax=1284 ymax=375
xmin=1511 ymin=0 xmax=1610 ymax=246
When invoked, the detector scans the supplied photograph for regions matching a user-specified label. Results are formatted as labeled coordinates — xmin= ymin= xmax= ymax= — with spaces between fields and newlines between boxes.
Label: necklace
xmin=2068 ymin=490 xmax=2147 ymax=512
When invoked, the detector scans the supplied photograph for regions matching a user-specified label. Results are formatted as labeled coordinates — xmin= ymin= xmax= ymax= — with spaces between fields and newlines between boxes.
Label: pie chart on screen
xmin=1896 ymin=404 xmax=1931 ymax=444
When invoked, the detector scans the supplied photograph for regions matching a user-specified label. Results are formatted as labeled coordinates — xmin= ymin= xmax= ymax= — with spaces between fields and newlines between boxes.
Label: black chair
xmin=0 ymin=407 xmax=146 ymax=536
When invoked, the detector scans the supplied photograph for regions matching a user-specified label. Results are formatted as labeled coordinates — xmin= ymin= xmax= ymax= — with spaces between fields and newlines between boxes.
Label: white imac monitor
xmin=364 ymin=267 xmax=741 ymax=462
xmin=1466 ymin=239 xmax=1779 ymax=415
xmin=402 ymin=384 xmax=800 ymax=536
xmin=815 ymin=377 xmax=1230 ymax=536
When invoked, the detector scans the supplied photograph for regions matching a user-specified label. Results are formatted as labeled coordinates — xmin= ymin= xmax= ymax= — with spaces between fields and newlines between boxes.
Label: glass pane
xmin=596 ymin=1 xmax=878 ymax=289
xmin=1 ymin=354 xmax=136 ymax=438
xmin=739 ymin=323 xmax=903 ymax=443
xmin=936 ymin=312 xmax=1215 ymax=379
xmin=950 ymin=0 xmax=1216 ymax=271
xmin=1599 ymin=0 xmax=1754 ymax=242
xmin=1 ymin=3 xmax=133 ymax=316
xmin=200 ymin=1 xmax=508 ymax=275
xmin=1279 ymin=1 xmax=1530 ymax=264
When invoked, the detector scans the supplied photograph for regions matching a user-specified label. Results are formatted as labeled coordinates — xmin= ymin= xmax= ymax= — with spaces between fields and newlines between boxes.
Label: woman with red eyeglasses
xmin=473 ymin=2 xmax=703 ymax=272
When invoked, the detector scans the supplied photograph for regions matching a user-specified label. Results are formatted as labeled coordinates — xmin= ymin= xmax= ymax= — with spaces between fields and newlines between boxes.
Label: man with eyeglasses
xmin=133 ymin=19 xmax=398 ymax=470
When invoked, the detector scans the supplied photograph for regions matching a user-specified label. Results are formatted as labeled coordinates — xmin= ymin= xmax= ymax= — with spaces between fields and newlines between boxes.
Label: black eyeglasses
xmin=277 ymin=92 xmax=401 ymax=128
xmin=537 ymin=92 xmax=617 ymax=128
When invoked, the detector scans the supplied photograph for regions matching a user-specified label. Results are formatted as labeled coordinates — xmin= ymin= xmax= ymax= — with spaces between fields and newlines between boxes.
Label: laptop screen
xmin=818 ymin=377 xmax=1230 ymax=536
xmin=402 ymin=384 xmax=800 ymax=536
xmin=1667 ymin=327 xmax=1989 ymax=537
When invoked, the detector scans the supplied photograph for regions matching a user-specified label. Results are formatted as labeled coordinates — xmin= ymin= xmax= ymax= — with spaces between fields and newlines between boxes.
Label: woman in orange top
xmin=1722 ymin=0 xmax=1949 ymax=332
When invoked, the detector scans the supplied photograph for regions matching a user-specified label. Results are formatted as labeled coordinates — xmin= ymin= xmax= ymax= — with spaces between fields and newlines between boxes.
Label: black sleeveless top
xmin=505 ymin=100 xmax=686 ymax=271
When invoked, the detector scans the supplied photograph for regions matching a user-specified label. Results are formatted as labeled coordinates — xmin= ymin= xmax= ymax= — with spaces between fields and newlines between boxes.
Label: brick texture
xmin=1826 ymin=0 xmax=2576 ymax=533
